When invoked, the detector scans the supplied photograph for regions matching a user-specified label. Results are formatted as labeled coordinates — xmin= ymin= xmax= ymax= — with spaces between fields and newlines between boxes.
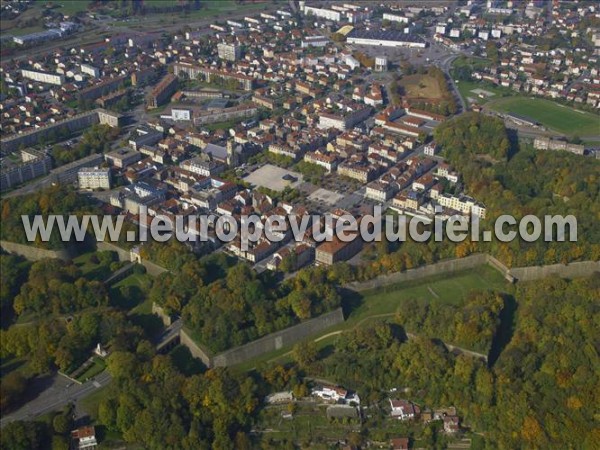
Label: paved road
xmin=0 ymin=371 xmax=111 ymax=428
xmin=2 ymin=317 xmax=183 ymax=428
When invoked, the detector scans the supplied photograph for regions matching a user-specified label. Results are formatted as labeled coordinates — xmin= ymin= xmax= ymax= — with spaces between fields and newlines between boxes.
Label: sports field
xmin=488 ymin=97 xmax=600 ymax=136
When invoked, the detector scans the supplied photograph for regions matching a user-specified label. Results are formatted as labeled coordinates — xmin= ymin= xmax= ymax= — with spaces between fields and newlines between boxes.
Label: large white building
xmin=80 ymin=63 xmax=100 ymax=78
xmin=303 ymin=5 xmax=341 ymax=21
xmin=383 ymin=13 xmax=410 ymax=24
xmin=302 ymin=3 xmax=371 ymax=23
xmin=347 ymin=30 xmax=426 ymax=48
xmin=436 ymin=194 xmax=486 ymax=218
xmin=78 ymin=167 xmax=111 ymax=190
xmin=21 ymin=69 xmax=65 ymax=86
xmin=217 ymin=43 xmax=241 ymax=61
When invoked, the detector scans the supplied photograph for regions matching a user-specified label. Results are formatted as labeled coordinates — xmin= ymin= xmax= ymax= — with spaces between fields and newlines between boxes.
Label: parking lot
xmin=308 ymin=188 xmax=345 ymax=206
xmin=244 ymin=164 xmax=303 ymax=192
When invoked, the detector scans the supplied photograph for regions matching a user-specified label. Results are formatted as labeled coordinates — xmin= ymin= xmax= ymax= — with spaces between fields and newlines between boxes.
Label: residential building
xmin=147 ymin=74 xmax=178 ymax=109
xmin=303 ymin=150 xmax=339 ymax=172
xmin=217 ymin=42 xmax=242 ymax=61
xmin=105 ymin=148 xmax=142 ymax=169
xmin=436 ymin=194 xmax=486 ymax=218
xmin=533 ymin=137 xmax=585 ymax=155
xmin=315 ymin=235 xmax=362 ymax=265
xmin=0 ymin=150 xmax=52 ymax=191
xmin=180 ymin=157 xmax=226 ymax=177
xmin=391 ymin=437 xmax=410 ymax=450
xmin=424 ymin=141 xmax=439 ymax=156
xmin=71 ymin=426 xmax=98 ymax=450
xmin=390 ymin=399 xmax=421 ymax=421
xmin=21 ymin=69 xmax=65 ymax=86
xmin=78 ymin=167 xmax=111 ymax=190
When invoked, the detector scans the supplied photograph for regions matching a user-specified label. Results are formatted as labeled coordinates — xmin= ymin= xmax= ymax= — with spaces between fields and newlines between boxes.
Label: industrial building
xmin=346 ymin=30 xmax=427 ymax=48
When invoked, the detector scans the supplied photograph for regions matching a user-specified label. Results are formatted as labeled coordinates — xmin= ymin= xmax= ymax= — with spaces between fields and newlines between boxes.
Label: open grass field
xmin=399 ymin=74 xmax=444 ymax=99
xmin=488 ymin=97 xmax=600 ymax=136
xmin=454 ymin=79 xmax=514 ymax=105
xmin=105 ymin=0 xmax=269 ymax=27
xmin=37 ymin=1 xmax=92 ymax=16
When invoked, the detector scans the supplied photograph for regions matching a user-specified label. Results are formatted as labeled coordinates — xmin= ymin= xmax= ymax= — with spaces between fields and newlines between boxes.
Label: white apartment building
xmin=436 ymin=194 xmax=486 ymax=218
xmin=217 ymin=43 xmax=241 ymax=61
xmin=80 ymin=63 xmax=100 ymax=78
xmin=21 ymin=69 xmax=65 ymax=86
xmin=78 ymin=167 xmax=111 ymax=190
xmin=303 ymin=5 xmax=342 ymax=21
xmin=383 ymin=13 xmax=409 ymax=24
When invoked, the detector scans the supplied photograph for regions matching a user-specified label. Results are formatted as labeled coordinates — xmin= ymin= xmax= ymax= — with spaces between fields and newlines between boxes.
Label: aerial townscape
xmin=0 ymin=1 xmax=599 ymax=449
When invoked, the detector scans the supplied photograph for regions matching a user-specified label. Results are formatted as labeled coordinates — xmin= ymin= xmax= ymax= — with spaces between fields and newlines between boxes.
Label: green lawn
xmin=349 ymin=265 xmax=507 ymax=320
xmin=37 ymin=1 xmax=92 ymax=16
xmin=75 ymin=357 xmax=106 ymax=383
xmin=79 ymin=385 xmax=109 ymax=419
xmin=73 ymin=251 xmax=120 ymax=282
xmin=487 ymin=97 xmax=600 ymax=136
xmin=454 ymin=79 xmax=514 ymax=105
xmin=112 ymin=272 xmax=152 ymax=291
xmin=107 ymin=0 xmax=268 ymax=25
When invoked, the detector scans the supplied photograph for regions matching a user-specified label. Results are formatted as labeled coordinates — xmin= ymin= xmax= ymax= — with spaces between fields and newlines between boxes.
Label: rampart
xmin=0 ymin=240 xmax=74 ymax=261
xmin=96 ymin=241 xmax=168 ymax=276
xmin=510 ymin=260 xmax=600 ymax=281
xmin=347 ymin=254 xmax=491 ymax=291
xmin=211 ymin=307 xmax=345 ymax=367
xmin=179 ymin=329 xmax=213 ymax=367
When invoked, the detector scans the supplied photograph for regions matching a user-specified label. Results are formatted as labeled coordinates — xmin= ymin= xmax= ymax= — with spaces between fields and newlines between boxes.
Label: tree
xmin=0 ymin=371 xmax=28 ymax=412
xmin=52 ymin=412 xmax=72 ymax=435
xmin=292 ymin=341 xmax=318 ymax=369
xmin=1 ymin=421 xmax=47 ymax=450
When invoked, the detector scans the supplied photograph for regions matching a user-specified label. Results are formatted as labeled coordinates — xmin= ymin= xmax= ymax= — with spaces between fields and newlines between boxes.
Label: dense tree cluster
xmin=294 ymin=275 xmax=599 ymax=449
xmin=1 ymin=406 xmax=76 ymax=450
xmin=395 ymin=291 xmax=505 ymax=353
xmin=1 ymin=310 xmax=144 ymax=374
xmin=488 ymin=276 xmax=599 ymax=448
xmin=434 ymin=113 xmax=600 ymax=265
xmin=0 ymin=420 xmax=49 ymax=450
xmin=0 ymin=252 xmax=30 ymax=321
xmin=180 ymin=264 xmax=340 ymax=352
xmin=0 ymin=185 xmax=98 ymax=249
xmin=151 ymin=259 xmax=341 ymax=353
xmin=52 ymin=124 xmax=119 ymax=166
xmin=434 ymin=112 xmax=510 ymax=161
xmin=11 ymin=259 xmax=108 ymax=317
xmin=97 ymin=351 xmax=258 ymax=450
